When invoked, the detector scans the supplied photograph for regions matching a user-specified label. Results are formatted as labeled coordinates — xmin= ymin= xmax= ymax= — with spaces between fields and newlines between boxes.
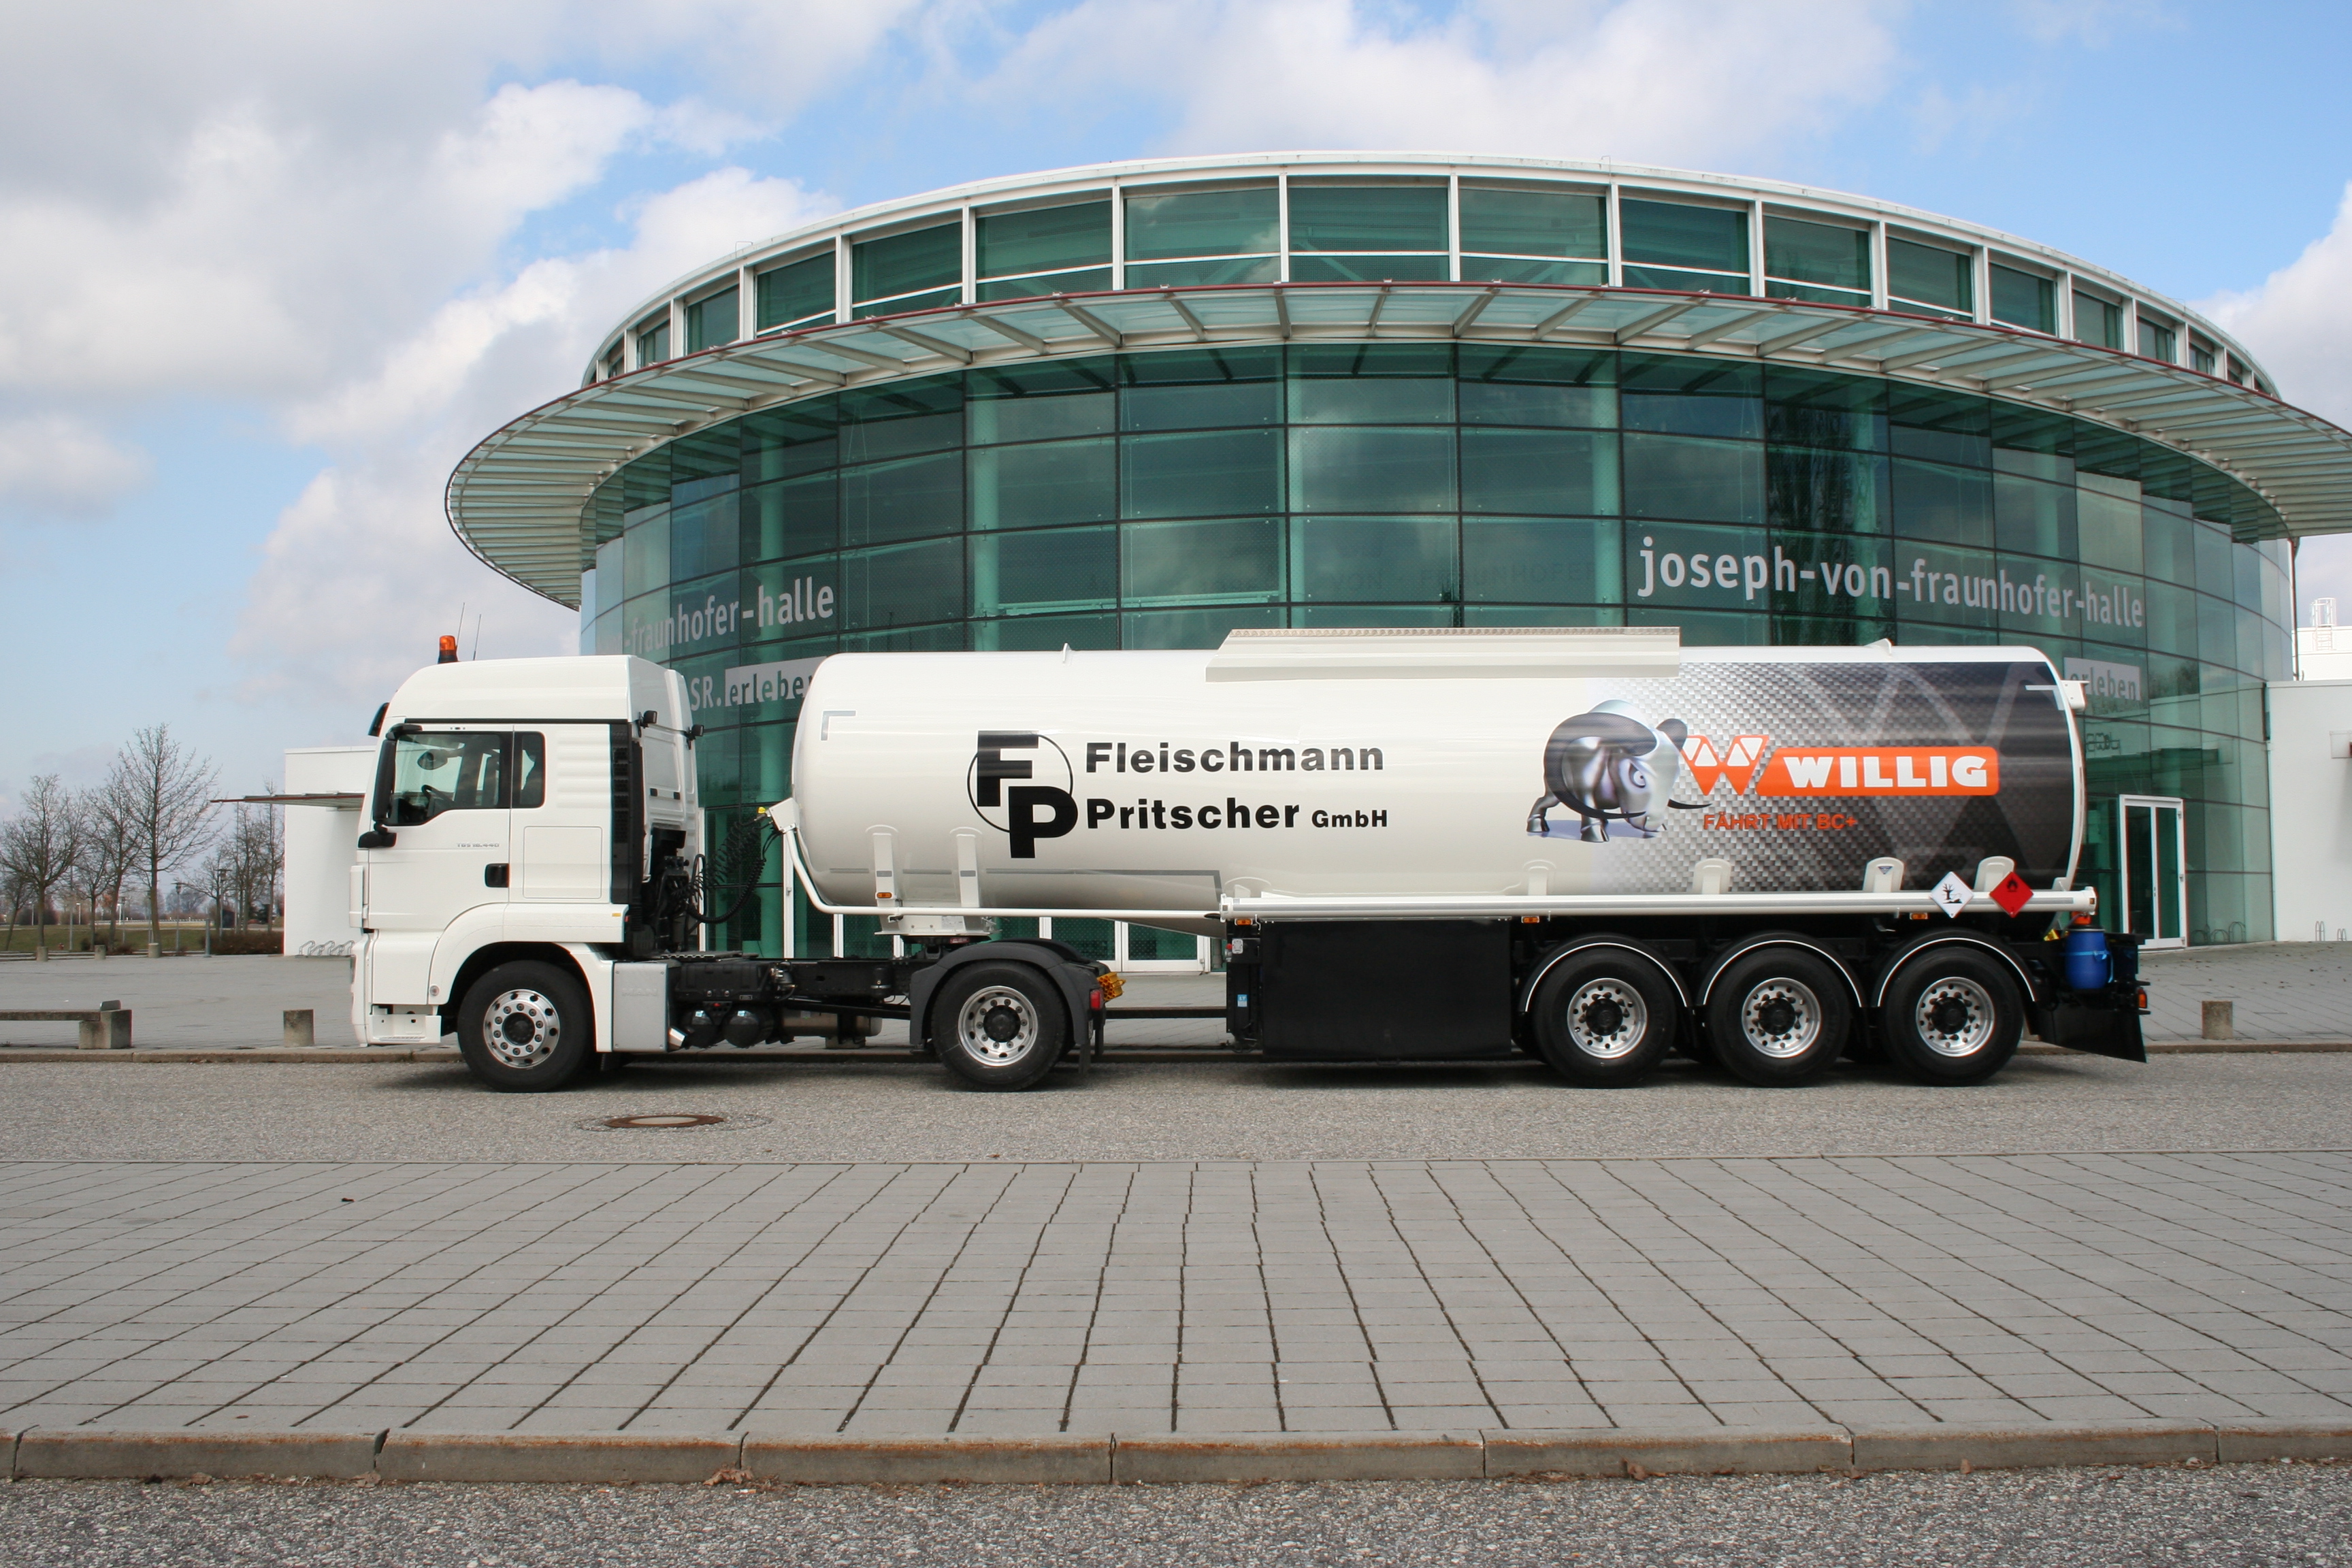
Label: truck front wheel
xmin=931 ymin=963 xmax=1068 ymax=1091
xmin=1530 ymin=952 xmax=1679 ymax=1086
xmin=457 ymin=961 xmax=592 ymax=1092
xmin=1878 ymin=949 xmax=2023 ymax=1085
xmin=1705 ymin=948 xmax=1853 ymax=1087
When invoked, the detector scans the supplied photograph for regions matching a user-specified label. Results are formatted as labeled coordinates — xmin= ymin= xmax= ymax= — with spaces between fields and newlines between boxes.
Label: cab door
xmin=362 ymin=728 xmax=512 ymax=1000
xmin=510 ymin=725 xmax=614 ymax=903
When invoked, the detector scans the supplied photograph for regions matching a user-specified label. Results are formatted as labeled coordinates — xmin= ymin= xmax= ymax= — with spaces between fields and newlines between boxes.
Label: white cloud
xmin=979 ymin=0 xmax=1904 ymax=170
xmin=0 ymin=415 xmax=152 ymax=518
xmin=2202 ymin=181 xmax=2352 ymax=623
xmin=2004 ymin=0 xmax=2178 ymax=46
xmin=240 ymin=166 xmax=836 ymax=708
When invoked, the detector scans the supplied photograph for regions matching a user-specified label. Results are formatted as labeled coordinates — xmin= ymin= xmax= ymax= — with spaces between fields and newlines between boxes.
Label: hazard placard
xmin=1990 ymin=870 xmax=2035 ymax=917
xmin=1929 ymin=870 xmax=1972 ymax=918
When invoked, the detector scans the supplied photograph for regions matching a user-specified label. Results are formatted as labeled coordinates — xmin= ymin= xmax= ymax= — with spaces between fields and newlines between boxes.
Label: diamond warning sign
xmin=1929 ymin=870 xmax=1972 ymax=919
xmin=1990 ymin=870 xmax=2035 ymax=917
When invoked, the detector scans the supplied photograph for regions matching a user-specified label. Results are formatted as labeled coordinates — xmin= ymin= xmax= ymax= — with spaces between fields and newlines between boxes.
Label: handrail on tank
xmin=774 ymin=806 xmax=2098 ymax=926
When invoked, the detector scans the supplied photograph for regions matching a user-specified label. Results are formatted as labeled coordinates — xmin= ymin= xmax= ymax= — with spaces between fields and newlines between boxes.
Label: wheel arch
xmin=910 ymin=940 xmax=1096 ymax=1053
xmin=444 ymin=942 xmax=594 ymax=1034
xmin=1872 ymin=935 xmax=2038 ymax=1009
xmin=1518 ymin=938 xmax=1690 ymax=1015
xmin=1697 ymin=935 xmax=1865 ymax=1011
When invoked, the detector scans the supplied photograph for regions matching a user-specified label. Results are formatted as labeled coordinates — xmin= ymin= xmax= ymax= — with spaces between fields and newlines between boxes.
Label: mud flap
xmin=2034 ymin=996 xmax=2146 ymax=1062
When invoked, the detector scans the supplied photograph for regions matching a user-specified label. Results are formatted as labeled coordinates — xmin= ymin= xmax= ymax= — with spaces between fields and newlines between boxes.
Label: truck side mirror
xmin=357 ymin=826 xmax=397 ymax=851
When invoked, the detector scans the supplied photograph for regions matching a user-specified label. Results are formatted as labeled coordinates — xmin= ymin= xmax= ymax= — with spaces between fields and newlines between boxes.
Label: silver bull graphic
xmin=1526 ymin=701 xmax=1690 ymax=843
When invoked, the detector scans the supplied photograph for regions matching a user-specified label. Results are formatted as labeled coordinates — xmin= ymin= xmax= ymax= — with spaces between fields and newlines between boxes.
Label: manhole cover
xmin=575 ymin=1110 xmax=770 ymax=1133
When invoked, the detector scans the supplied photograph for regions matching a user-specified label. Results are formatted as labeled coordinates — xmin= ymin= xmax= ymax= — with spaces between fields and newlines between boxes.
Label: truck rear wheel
xmin=1879 ymin=949 xmax=2023 ymax=1085
xmin=456 ymin=960 xmax=592 ymax=1092
xmin=932 ymin=963 xmax=1067 ymax=1092
xmin=1705 ymin=948 xmax=1853 ymax=1087
xmin=1530 ymin=951 xmax=1679 ymax=1085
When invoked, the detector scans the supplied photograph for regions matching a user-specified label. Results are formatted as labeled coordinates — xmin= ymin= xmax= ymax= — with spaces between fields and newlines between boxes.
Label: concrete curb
xmin=1113 ymin=1432 xmax=1485 ymax=1483
xmin=6 ymin=1041 xmax=2352 ymax=1063
xmin=1487 ymin=1426 xmax=1851 ymax=1477
xmin=5 ymin=1420 xmax=2347 ymax=1484
xmin=1848 ymin=1421 xmax=2217 ymax=1472
xmin=12 ymin=1428 xmax=382 ymax=1480
xmin=0 ymin=1048 xmax=461 ymax=1064
xmin=376 ymin=1433 xmax=742 ymax=1484
xmin=744 ymin=1434 xmax=1110 ymax=1484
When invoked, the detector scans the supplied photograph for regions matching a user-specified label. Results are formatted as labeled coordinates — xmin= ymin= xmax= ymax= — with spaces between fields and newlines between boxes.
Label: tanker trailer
xmin=779 ymin=627 xmax=2147 ymax=1090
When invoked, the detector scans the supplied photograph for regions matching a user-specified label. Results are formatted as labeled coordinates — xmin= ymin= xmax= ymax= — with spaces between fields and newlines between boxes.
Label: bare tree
xmin=227 ymin=784 xmax=285 ymax=930
xmin=108 ymin=725 xmax=217 ymax=956
xmin=0 ymin=776 xmax=85 ymax=960
xmin=74 ymin=783 xmax=139 ymax=949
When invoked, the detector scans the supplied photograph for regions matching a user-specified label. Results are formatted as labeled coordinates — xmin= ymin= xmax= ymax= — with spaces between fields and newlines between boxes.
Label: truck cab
xmin=350 ymin=655 xmax=699 ymax=1069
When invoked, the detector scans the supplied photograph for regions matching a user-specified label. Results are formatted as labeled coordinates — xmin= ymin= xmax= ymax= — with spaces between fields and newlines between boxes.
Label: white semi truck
xmin=349 ymin=627 xmax=2146 ymax=1094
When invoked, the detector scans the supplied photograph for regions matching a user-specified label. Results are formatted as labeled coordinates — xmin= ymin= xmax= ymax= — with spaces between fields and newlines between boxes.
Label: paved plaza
xmin=1 ymin=1149 xmax=2347 ymax=1440
xmin=1 ymin=940 xmax=2349 ymax=1458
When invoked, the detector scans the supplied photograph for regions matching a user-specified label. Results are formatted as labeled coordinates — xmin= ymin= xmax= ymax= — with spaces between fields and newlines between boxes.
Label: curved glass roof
xmin=451 ymin=157 xmax=2350 ymax=606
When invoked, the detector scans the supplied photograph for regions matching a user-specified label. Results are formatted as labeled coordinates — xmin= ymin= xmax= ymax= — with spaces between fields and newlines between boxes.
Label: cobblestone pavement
xmin=2138 ymin=944 xmax=2352 ymax=1041
xmin=3 ymin=1151 xmax=2348 ymax=1439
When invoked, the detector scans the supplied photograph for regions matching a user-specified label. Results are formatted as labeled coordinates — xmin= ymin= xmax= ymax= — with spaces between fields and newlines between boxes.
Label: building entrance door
xmin=2118 ymin=795 xmax=2187 ymax=949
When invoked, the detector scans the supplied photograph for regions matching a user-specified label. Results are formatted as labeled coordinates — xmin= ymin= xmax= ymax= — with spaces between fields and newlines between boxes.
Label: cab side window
xmin=388 ymin=732 xmax=509 ymax=826
xmin=514 ymin=733 xmax=546 ymax=809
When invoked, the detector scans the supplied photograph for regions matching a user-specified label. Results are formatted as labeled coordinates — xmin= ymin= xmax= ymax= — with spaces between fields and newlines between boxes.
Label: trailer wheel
xmin=932 ymin=964 xmax=1067 ymax=1091
xmin=1705 ymin=948 xmax=1853 ymax=1087
xmin=456 ymin=961 xmax=592 ymax=1092
xmin=1879 ymin=949 xmax=2023 ymax=1085
xmin=1531 ymin=953 xmax=1679 ymax=1085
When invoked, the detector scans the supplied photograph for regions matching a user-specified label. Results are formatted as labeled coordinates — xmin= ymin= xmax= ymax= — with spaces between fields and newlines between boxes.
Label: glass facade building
xmin=452 ymin=156 xmax=2352 ymax=956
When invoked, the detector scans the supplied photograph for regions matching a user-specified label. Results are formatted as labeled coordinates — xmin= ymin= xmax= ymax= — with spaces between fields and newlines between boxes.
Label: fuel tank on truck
xmin=787 ymin=628 xmax=2085 ymax=919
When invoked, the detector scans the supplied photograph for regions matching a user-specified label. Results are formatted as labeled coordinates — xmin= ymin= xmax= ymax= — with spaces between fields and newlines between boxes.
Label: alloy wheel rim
xmin=484 ymin=988 xmax=561 ymax=1068
xmin=1564 ymin=979 xmax=1648 ymax=1060
xmin=957 ymin=987 xmax=1039 ymax=1066
xmin=1738 ymin=978 xmax=1823 ymax=1059
xmin=1914 ymin=977 xmax=1997 ymax=1057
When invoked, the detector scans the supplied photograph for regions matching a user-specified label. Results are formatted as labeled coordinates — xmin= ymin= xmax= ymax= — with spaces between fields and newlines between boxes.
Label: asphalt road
xmin=2 ymin=1463 xmax=2345 ymax=1567
xmin=2 ymin=1047 xmax=2349 ymax=1163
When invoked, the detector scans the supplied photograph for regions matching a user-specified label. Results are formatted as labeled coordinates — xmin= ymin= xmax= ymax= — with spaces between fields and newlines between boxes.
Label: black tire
xmin=1878 ymin=948 xmax=2024 ymax=1085
xmin=930 ymin=963 xmax=1067 ymax=1091
xmin=1705 ymin=947 xmax=1855 ymax=1087
xmin=1530 ymin=950 xmax=1680 ymax=1086
xmin=456 ymin=960 xmax=593 ymax=1092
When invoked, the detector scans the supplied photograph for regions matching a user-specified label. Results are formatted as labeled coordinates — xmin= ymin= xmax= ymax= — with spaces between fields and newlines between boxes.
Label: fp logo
xmin=967 ymin=732 xmax=1077 ymax=859
xmin=1679 ymin=734 xmax=1771 ymax=794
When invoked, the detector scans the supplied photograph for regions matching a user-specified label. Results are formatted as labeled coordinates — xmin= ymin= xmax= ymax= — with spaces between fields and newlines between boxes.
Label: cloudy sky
xmin=5 ymin=0 xmax=2351 ymax=799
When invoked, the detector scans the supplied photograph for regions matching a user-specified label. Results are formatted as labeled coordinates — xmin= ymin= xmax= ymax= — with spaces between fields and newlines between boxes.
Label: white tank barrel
xmin=788 ymin=630 xmax=2084 ymax=918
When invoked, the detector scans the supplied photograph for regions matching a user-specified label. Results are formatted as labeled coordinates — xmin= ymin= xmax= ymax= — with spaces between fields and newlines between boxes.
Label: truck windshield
xmin=387 ymin=731 xmax=509 ymax=825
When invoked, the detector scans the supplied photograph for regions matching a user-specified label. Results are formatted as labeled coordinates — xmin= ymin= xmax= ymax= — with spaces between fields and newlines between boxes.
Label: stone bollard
xmin=2202 ymin=1000 xmax=2235 ymax=1041
xmin=283 ymin=1009 xmax=316 ymax=1048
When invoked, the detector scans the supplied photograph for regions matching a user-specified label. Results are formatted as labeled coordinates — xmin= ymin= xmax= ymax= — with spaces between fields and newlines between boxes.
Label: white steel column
xmin=1109 ymin=179 xmax=1125 ymax=289
xmin=1277 ymin=175 xmax=1292 ymax=282
xmin=960 ymin=206 xmax=977 ymax=305
xmin=1605 ymin=184 xmax=1622 ymax=287
xmin=1448 ymin=173 xmax=1463 ymax=284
